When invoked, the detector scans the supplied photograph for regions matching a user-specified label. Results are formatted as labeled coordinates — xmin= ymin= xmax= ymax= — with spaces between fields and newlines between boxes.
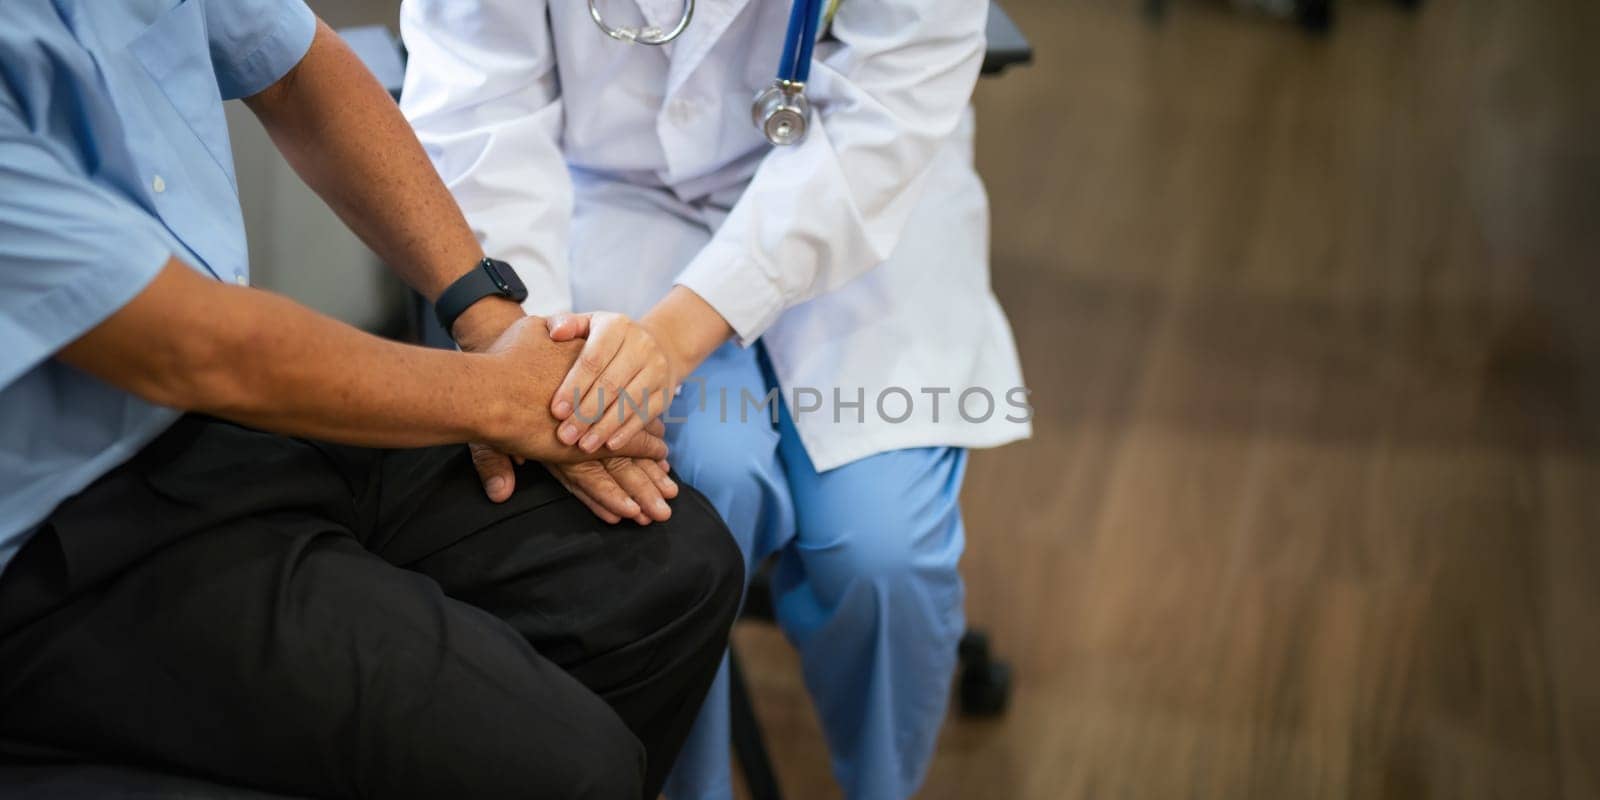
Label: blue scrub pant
xmin=661 ymin=343 xmax=967 ymax=800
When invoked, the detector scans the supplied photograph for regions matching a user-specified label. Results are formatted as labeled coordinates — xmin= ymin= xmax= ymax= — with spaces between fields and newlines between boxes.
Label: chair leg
xmin=729 ymin=648 xmax=782 ymax=800
xmin=957 ymin=629 xmax=1013 ymax=717
xmin=1297 ymin=0 xmax=1334 ymax=32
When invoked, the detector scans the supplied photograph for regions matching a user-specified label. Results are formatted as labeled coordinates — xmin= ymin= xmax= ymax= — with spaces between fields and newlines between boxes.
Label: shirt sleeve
xmin=202 ymin=0 xmax=318 ymax=100
xmin=0 ymin=91 xmax=177 ymax=392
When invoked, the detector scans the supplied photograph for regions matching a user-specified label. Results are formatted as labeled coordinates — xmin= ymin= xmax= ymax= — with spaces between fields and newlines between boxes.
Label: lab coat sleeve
xmin=398 ymin=0 xmax=574 ymax=316
xmin=673 ymin=0 xmax=989 ymax=345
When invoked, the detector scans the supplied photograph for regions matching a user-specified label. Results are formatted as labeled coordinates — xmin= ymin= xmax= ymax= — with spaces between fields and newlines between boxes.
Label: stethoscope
xmin=587 ymin=0 xmax=695 ymax=45
xmin=588 ymin=0 xmax=825 ymax=146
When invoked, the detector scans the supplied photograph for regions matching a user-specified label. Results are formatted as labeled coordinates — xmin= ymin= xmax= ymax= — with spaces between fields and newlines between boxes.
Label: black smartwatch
xmin=435 ymin=257 xmax=529 ymax=338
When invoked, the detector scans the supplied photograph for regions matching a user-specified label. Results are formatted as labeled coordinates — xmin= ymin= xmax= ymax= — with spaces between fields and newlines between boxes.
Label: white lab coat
xmin=400 ymin=0 xmax=1030 ymax=471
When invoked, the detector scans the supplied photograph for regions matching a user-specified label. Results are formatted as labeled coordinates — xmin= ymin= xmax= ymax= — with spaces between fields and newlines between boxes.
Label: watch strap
xmin=435 ymin=257 xmax=528 ymax=337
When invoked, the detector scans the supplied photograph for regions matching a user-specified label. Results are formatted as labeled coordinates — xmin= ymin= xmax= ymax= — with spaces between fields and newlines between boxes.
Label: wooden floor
xmin=732 ymin=1 xmax=1600 ymax=797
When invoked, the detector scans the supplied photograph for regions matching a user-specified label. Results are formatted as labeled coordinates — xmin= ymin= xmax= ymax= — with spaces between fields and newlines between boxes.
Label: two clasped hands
xmin=456 ymin=285 xmax=734 ymax=526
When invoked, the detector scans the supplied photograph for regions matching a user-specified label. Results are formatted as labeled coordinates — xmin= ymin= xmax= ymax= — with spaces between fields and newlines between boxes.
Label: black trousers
xmin=0 ymin=416 xmax=743 ymax=799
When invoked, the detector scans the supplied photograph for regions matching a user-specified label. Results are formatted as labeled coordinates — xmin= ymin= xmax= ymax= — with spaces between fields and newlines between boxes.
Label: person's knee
xmin=539 ymin=714 xmax=647 ymax=800
xmin=667 ymin=421 xmax=783 ymax=561
xmin=801 ymin=500 xmax=963 ymax=612
xmin=321 ymin=579 xmax=648 ymax=798
xmin=500 ymin=712 xmax=645 ymax=800
xmin=396 ymin=684 xmax=646 ymax=796
xmin=665 ymin=485 xmax=745 ymax=628
xmin=820 ymin=530 xmax=919 ymax=604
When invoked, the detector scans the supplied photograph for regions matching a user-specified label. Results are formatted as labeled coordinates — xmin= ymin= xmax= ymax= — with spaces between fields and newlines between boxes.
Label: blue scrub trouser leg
xmin=662 ymin=343 xmax=968 ymax=800
xmin=663 ymin=344 xmax=794 ymax=800
xmin=773 ymin=405 xmax=968 ymax=800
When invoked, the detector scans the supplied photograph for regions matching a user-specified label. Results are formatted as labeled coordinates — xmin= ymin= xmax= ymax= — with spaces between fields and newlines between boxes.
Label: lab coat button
xmin=151 ymin=174 xmax=166 ymax=193
xmin=233 ymin=273 xmax=247 ymax=286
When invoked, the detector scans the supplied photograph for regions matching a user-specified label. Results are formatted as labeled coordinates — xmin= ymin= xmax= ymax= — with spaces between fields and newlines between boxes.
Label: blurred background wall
xmin=226 ymin=0 xmax=404 ymax=332
xmin=229 ymin=0 xmax=1600 ymax=797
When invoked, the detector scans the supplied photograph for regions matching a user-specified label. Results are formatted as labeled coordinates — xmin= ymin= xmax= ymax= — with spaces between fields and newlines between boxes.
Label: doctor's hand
xmin=546 ymin=312 xmax=683 ymax=455
xmin=475 ymin=317 xmax=672 ymax=465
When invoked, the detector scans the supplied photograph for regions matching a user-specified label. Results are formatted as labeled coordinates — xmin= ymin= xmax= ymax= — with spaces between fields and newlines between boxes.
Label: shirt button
xmin=233 ymin=272 xmax=248 ymax=286
xmin=151 ymin=174 xmax=166 ymax=193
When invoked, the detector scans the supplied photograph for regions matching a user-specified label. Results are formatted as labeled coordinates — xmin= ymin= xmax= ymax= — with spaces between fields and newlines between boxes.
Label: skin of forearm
xmin=640 ymin=286 xmax=736 ymax=379
xmin=60 ymin=260 xmax=505 ymax=450
xmin=243 ymin=19 xmax=522 ymax=349
xmin=197 ymin=289 xmax=500 ymax=448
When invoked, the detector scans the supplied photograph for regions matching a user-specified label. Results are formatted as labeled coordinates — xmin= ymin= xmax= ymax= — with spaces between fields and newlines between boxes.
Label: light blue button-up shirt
xmin=0 ymin=0 xmax=316 ymax=575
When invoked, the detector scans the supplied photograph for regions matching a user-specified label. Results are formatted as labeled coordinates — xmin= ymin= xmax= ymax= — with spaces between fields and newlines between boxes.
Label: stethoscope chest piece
xmin=593 ymin=0 xmax=824 ymax=146
xmin=753 ymin=81 xmax=811 ymax=146
xmin=752 ymin=0 xmax=824 ymax=147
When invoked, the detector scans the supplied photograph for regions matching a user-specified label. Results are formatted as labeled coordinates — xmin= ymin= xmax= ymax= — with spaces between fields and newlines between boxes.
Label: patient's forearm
xmin=243 ymin=19 xmax=523 ymax=349
xmin=59 ymin=259 xmax=497 ymax=450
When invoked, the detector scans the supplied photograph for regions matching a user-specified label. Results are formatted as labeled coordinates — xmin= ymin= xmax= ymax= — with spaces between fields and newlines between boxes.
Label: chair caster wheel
xmin=957 ymin=631 xmax=1013 ymax=717
xmin=960 ymin=659 xmax=1013 ymax=717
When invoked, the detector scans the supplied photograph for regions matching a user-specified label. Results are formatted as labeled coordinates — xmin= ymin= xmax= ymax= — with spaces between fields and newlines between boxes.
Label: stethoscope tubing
xmin=594 ymin=0 xmax=825 ymax=145
xmin=588 ymin=0 xmax=695 ymax=45
xmin=777 ymin=0 xmax=824 ymax=84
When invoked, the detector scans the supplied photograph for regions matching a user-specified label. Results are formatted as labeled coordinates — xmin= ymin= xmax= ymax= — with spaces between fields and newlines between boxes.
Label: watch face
xmin=483 ymin=258 xmax=528 ymax=300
